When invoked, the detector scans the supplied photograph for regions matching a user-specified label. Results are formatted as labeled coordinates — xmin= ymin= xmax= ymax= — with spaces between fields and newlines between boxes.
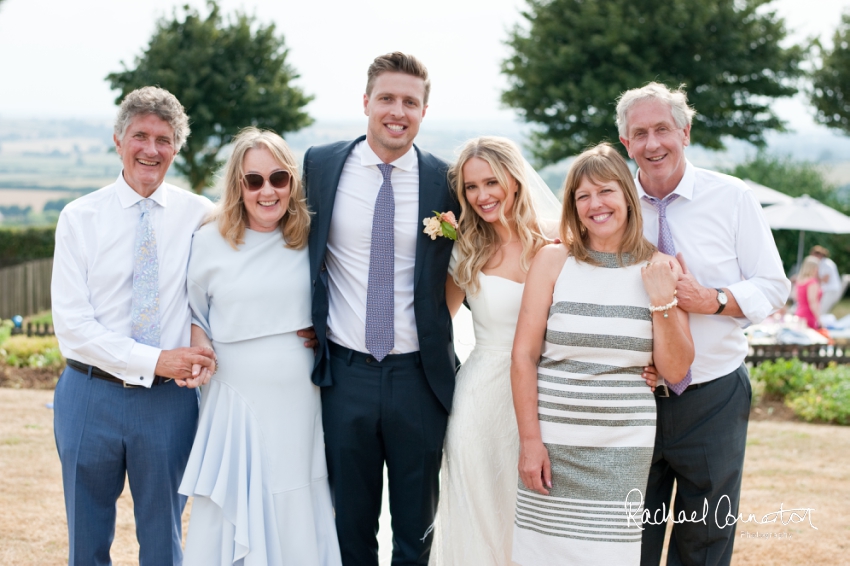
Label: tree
xmin=811 ymin=14 xmax=850 ymax=135
xmin=727 ymin=154 xmax=850 ymax=274
xmin=107 ymin=1 xmax=313 ymax=194
xmin=502 ymin=0 xmax=804 ymax=164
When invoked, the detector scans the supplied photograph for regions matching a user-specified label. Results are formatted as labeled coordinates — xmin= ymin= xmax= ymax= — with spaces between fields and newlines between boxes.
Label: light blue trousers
xmin=54 ymin=365 xmax=199 ymax=566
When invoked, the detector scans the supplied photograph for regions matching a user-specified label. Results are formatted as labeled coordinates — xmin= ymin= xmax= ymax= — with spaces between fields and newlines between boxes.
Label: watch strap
xmin=714 ymin=288 xmax=726 ymax=315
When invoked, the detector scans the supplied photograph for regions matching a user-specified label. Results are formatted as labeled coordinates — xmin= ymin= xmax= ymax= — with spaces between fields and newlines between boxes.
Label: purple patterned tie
xmin=365 ymin=164 xmax=395 ymax=361
xmin=644 ymin=194 xmax=692 ymax=395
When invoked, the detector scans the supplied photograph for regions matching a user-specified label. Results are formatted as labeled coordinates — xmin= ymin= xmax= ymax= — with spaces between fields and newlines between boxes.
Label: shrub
xmin=786 ymin=364 xmax=850 ymax=425
xmin=0 ymin=320 xmax=12 ymax=347
xmin=0 ymin=335 xmax=64 ymax=369
xmin=749 ymin=358 xmax=814 ymax=397
xmin=0 ymin=226 xmax=56 ymax=268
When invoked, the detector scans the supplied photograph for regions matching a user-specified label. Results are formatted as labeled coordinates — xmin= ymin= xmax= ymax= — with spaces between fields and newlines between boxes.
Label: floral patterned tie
xmin=644 ymin=194 xmax=692 ymax=395
xmin=130 ymin=198 xmax=161 ymax=347
xmin=365 ymin=164 xmax=395 ymax=362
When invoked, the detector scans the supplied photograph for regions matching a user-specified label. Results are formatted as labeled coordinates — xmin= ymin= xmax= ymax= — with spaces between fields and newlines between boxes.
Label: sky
xmin=0 ymin=0 xmax=849 ymax=129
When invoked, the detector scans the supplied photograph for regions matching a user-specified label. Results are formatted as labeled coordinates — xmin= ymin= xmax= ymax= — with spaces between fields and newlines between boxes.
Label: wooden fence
xmin=747 ymin=343 xmax=850 ymax=368
xmin=0 ymin=258 xmax=52 ymax=319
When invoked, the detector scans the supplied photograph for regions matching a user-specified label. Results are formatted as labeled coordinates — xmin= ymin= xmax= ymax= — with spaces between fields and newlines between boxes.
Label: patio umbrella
xmin=743 ymin=179 xmax=793 ymax=206
xmin=761 ymin=194 xmax=850 ymax=268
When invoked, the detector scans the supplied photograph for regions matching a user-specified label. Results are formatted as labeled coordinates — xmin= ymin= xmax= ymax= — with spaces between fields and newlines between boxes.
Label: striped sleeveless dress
xmin=512 ymin=250 xmax=656 ymax=566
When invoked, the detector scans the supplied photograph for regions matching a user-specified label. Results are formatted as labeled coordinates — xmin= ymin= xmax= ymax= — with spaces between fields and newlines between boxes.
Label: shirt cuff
xmin=116 ymin=343 xmax=161 ymax=388
xmin=727 ymin=280 xmax=775 ymax=326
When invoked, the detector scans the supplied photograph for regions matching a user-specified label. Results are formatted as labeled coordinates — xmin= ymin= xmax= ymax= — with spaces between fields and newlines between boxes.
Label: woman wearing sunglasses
xmin=178 ymin=128 xmax=342 ymax=565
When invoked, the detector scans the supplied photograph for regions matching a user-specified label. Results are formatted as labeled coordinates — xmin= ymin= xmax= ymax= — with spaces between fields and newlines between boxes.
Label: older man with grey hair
xmin=616 ymin=82 xmax=790 ymax=566
xmin=52 ymin=86 xmax=215 ymax=565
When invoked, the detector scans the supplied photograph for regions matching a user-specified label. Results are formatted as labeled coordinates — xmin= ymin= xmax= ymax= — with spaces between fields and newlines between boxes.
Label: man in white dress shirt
xmin=52 ymin=86 xmax=215 ymax=565
xmin=616 ymin=83 xmax=791 ymax=566
xmin=811 ymin=245 xmax=842 ymax=315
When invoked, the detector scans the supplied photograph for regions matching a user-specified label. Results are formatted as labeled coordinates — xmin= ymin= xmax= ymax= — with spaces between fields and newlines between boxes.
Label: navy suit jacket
xmin=303 ymin=136 xmax=460 ymax=413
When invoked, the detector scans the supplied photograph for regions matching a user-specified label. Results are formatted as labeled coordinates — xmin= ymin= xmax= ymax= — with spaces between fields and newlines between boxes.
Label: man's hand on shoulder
xmin=155 ymin=346 xmax=215 ymax=383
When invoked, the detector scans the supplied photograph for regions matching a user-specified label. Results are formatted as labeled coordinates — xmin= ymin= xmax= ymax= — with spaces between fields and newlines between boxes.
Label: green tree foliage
xmin=727 ymin=154 xmax=850 ymax=274
xmin=502 ymin=0 xmax=804 ymax=164
xmin=811 ymin=14 xmax=850 ymax=135
xmin=107 ymin=1 xmax=313 ymax=194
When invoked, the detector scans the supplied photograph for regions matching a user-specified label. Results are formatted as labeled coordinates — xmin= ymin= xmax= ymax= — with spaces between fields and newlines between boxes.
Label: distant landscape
xmin=3 ymin=117 xmax=850 ymax=225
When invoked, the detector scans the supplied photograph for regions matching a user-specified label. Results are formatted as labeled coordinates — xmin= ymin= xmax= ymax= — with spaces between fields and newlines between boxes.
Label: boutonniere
xmin=423 ymin=211 xmax=458 ymax=241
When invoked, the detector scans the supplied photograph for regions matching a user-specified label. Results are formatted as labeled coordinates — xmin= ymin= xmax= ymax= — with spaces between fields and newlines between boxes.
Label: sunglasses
xmin=243 ymin=170 xmax=291 ymax=190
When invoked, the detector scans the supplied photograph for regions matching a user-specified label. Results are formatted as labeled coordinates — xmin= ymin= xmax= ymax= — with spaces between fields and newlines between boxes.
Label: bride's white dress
xmin=429 ymin=271 xmax=523 ymax=565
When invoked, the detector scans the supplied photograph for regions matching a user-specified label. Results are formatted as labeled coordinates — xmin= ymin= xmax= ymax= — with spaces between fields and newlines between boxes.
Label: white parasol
xmin=761 ymin=194 xmax=850 ymax=268
xmin=743 ymin=179 xmax=793 ymax=206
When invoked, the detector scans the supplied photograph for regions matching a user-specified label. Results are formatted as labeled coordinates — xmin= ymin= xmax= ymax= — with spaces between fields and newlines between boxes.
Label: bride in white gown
xmin=428 ymin=137 xmax=559 ymax=565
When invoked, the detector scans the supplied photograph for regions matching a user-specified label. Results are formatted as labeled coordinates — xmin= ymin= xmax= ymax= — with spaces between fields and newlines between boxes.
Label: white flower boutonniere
xmin=423 ymin=210 xmax=458 ymax=241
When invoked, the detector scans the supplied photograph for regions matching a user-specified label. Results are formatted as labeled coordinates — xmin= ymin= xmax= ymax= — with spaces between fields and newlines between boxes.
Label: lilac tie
xmin=365 ymin=164 xmax=395 ymax=361
xmin=644 ymin=194 xmax=692 ymax=395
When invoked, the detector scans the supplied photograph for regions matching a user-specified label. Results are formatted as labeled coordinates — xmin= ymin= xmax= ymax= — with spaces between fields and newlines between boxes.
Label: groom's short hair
xmin=366 ymin=52 xmax=431 ymax=105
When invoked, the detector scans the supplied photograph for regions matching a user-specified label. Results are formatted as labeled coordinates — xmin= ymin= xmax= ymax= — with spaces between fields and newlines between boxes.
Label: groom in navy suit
xmin=303 ymin=52 xmax=459 ymax=565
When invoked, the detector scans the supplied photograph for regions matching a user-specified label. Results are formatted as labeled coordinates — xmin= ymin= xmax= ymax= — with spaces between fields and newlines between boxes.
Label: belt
xmin=654 ymin=382 xmax=702 ymax=398
xmin=328 ymin=341 xmax=421 ymax=366
xmin=66 ymin=359 xmax=172 ymax=388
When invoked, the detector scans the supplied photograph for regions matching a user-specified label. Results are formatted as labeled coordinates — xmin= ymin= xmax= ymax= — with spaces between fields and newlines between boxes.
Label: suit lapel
xmin=314 ymin=136 xmax=366 ymax=274
xmin=414 ymin=148 xmax=444 ymax=289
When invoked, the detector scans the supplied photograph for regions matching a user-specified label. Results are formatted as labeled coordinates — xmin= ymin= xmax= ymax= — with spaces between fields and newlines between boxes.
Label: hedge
xmin=0 ymin=226 xmax=56 ymax=268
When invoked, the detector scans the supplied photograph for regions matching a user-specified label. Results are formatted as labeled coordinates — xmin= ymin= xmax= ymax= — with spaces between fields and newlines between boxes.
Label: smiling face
xmin=462 ymin=156 xmax=517 ymax=225
xmin=619 ymin=99 xmax=690 ymax=198
xmin=241 ymin=146 xmax=291 ymax=232
xmin=363 ymin=71 xmax=427 ymax=163
xmin=574 ymin=176 xmax=629 ymax=252
xmin=114 ymin=113 xmax=178 ymax=197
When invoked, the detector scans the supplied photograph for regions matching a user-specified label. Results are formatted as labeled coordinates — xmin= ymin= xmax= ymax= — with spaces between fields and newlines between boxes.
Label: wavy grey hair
xmin=615 ymin=82 xmax=696 ymax=138
xmin=113 ymin=86 xmax=190 ymax=151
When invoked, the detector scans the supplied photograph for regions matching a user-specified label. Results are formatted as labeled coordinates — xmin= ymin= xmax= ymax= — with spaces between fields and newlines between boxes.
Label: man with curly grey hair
xmin=52 ymin=86 xmax=215 ymax=565
xmin=617 ymin=83 xmax=790 ymax=566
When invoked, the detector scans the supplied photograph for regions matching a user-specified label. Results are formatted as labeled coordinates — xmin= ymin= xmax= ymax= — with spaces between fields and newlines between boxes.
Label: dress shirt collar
xmin=359 ymin=140 xmax=418 ymax=172
xmin=636 ymin=160 xmax=696 ymax=202
xmin=114 ymin=171 xmax=169 ymax=209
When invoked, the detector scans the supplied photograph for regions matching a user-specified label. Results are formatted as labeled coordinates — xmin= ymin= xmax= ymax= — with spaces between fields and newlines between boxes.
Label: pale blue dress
xmin=179 ymin=222 xmax=341 ymax=566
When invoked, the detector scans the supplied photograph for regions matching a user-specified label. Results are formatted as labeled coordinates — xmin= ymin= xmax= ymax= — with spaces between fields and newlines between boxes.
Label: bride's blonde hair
xmin=450 ymin=136 xmax=550 ymax=295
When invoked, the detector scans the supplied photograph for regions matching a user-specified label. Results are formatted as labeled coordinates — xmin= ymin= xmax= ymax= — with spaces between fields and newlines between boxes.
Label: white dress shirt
xmin=326 ymin=140 xmax=420 ymax=354
xmin=52 ymin=173 xmax=214 ymax=387
xmin=819 ymin=257 xmax=841 ymax=292
xmin=637 ymin=161 xmax=791 ymax=383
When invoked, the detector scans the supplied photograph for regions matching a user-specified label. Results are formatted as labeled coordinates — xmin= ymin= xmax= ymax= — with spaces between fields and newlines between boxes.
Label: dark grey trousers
xmin=640 ymin=365 xmax=752 ymax=566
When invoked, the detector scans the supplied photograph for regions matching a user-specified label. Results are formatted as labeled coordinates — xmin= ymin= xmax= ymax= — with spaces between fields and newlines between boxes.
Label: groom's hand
xmin=297 ymin=327 xmax=318 ymax=351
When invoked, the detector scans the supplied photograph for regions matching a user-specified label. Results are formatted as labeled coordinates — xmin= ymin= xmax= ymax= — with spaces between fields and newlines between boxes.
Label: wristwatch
xmin=714 ymin=288 xmax=728 ymax=315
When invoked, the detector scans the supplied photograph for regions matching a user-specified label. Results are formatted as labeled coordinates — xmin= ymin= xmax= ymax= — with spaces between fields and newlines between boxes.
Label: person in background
xmin=795 ymin=255 xmax=823 ymax=330
xmin=811 ymin=245 xmax=842 ymax=315
xmin=51 ymin=86 xmax=215 ymax=565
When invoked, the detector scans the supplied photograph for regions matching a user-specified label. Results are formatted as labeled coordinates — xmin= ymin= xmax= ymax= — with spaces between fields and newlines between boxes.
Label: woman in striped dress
xmin=510 ymin=143 xmax=694 ymax=566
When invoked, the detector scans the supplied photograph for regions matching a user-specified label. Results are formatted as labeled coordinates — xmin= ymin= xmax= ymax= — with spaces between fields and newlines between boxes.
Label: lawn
xmin=1 ymin=388 xmax=847 ymax=565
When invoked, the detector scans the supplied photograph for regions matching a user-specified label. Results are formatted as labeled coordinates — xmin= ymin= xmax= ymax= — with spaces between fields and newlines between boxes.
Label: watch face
xmin=718 ymin=290 xmax=728 ymax=305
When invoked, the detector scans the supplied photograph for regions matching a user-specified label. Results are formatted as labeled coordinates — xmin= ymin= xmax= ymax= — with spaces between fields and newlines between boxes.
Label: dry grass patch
xmin=1 ymin=389 xmax=848 ymax=565
xmin=0 ymin=389 xmax=190 ymax=565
